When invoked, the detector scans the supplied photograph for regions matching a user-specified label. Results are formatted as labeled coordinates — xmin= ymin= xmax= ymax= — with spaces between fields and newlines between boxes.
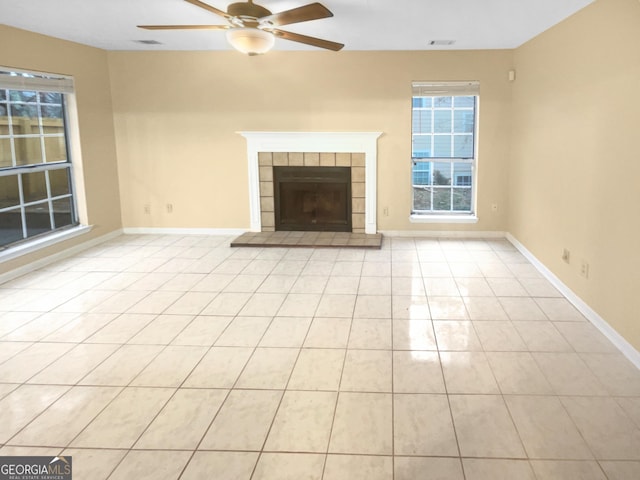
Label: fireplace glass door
xmin=274 ymin=167 xmax=352 ymax=232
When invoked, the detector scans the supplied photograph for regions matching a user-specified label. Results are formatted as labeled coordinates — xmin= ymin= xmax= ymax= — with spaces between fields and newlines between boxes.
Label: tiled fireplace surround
xmin=240 ymin=132 xmax=381 ymax=235
xmin=257 ymin=152 xmax=366 ymax=234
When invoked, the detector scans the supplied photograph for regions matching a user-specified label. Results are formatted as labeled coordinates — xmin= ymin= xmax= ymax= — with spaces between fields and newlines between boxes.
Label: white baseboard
xmin=0 ymin=229 xmax=123 ymax=285
xmin=122 ymin=227 xmax=247 ymax=236
xmin=379 ymin=230 xmax=506 ymax=239
xmin=506 ymin=233 xmax=640 ymax=369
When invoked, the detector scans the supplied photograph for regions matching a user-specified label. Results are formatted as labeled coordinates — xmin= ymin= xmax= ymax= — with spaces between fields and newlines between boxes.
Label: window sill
xmin=410 ymin=214 xmax=478 ymax=224
xmin=0 ymin=225 xmax=93 ymax=264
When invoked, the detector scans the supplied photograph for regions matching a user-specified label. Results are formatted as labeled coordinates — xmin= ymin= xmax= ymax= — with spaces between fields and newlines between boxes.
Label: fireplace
xmin=274 ymin=166 xmax=351 ymax=232
xmin=239 ymin=132 xmax=382 ymax=234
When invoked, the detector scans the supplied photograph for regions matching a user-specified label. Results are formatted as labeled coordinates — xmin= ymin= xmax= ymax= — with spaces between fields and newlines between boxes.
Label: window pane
xmin=412 ymin=92 xmax=476 ymax=161
xmin=412 ymin=162 xmax=472 ymax=213
xmin=0 ymin=175 xmax=20 ymax=208
xmin=10 ymin=90 xmax=37 ymax=103
xmin=49 ymin=168 xmax=71 ymax=197
xmin=413 ymin=186 xmax=432 ymax=210
xmin=454 ymin=110 xmax=474 ymax=133
xmin=52 ymin=197 xmax=73 ymax=228
xmin=25 ymin=202 xmax=51 ymax=238
xmin=0 ymin=138 xmax=12 ymax=167
xmin=44 ymin=136 xmax=67 ymax=162
xmin=454 ymin=96 xmax=474 ymax=108
xmin=0 ymin=90 xmax=6 ymax=101
xmin=412 ymin=162 xmax=431 ymax=185
xmin=0 ymin=102 xmax=7 ymax=133
xmin=453 ymin=188 xmax=472 ymax=211
xmin=413 ymin=97 xmax=432 ymax=108
xmin=453 ymin=135 xmax=474 ymax=157
xmin=434 ymin=97 xmax=452 ymax=108
xmin=11 ymin=103 xmax=38 ymax=118
xmin=453 ymin=163 xmax=472 ymax=186
xmin=42 ymin=119 xmax=64 ymax=136
xmin=0 ymin=208 xmax=23 ymax=247
xmin=433 ymin=188 xmax=452 ymax=210
xmin=9 ymin=90 xmax=40 ymax=136
xmin=412 ymin=110 xmax=432 ymax=133
xmin=40 ymin=105 xmax=63 ymax=119
xmin=14 ymin=137 xmax=43 ymax=165
xmin=433 ymin=136 xmax=452 ymax=157
xmin=39 ymin=92 xmax=62 ymax=104
xmin=10 ymin=105 xmax=39 ymax=135
xmin=412 ymin=135 xmax=432 ymax=158
xmin=22 ymin=171 xmax=48 ymax=203
xmin=434 ymin=110 xmax=452 ymax=133
xmin=433 ymin=162 xmax=452 ymax=186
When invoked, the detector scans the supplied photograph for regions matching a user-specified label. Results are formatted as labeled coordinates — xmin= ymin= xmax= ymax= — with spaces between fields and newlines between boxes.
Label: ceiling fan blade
xmin=138 ymin=24 xmax=229 ymax=30
xmin=271 ymin=29 xmax=343 ymax=51
xmin=184 ymin=0 xmax=230 ymax=19
xmin=261 ymin=3 xmax=333 ymax=27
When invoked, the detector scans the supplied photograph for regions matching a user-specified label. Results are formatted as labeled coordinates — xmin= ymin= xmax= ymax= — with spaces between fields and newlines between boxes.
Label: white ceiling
xmin=0 ymin=0 xmax=594 ymax=52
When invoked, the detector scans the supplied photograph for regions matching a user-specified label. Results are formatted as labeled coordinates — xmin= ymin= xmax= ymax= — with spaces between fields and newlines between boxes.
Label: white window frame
xmin=0 ymin=67 xmax=88 ymax=257
xmin=410 ymin=81 xmax=479 ymax=223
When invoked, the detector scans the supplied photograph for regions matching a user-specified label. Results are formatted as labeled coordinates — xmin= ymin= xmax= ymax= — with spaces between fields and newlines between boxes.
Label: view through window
xmin=0 ymin=69 xmax=77 ymax=249
xmin=412 ymin=82 xmax=478 ymax=215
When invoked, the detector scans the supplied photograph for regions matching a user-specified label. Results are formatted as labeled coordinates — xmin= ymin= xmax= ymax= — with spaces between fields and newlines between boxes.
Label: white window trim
xmin=64 ymin=92 xmax=88 ymax=225
xmin=411 ymin=81 xmax=480 ymax=222
xmin=0 ymin=224 xmax=92 ymax=263
xmin=0 ymin=66 xmax=88 ymax=252
xmin=410 ymin=214 xmax=478 ymax=224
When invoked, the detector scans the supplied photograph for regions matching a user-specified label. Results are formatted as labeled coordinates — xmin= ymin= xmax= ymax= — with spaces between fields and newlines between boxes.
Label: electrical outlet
xmin=562 ymin=249 xmax=570 ymax=264
xmin=580 ymin=260 xmax=589 ymax=279
xmin=166 ymin=203 xmax=173 ymax=213
xmin=383 ymin=206 xmax=389 ymax=216
xmin=143 ymin=204 xmax=151 ymax=215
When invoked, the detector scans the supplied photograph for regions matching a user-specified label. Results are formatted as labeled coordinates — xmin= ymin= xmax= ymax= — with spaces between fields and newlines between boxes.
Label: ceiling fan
xmin=138 ymin=0 xmax=344 ymax=55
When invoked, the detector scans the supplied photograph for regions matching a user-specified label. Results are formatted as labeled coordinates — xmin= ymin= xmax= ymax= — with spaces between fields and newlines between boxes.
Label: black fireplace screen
xmin=274 ymin=166 xmax=352 ymax=232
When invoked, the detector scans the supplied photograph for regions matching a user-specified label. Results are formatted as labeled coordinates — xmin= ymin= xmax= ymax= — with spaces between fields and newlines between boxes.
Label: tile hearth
xmin=231 ymin=232 xmax=383 ymax=249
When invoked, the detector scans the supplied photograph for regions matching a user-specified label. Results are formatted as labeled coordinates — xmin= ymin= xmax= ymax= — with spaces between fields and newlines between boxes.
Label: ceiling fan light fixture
xmin=226 ymin=27 xmax=275 ymax=55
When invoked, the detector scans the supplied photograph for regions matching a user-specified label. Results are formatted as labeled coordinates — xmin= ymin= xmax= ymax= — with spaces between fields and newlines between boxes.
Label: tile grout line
xmin=179 ymin=283 xmax=279 ymax=478
xmin=433 ymin=239 xmax=469 ymax=480
xmin=245 ymin=247 xmax=318 ymax=480
xmin=319 ymin=257 xmax=359 ymax=480
xmin=390 ymin=258 xmax=396 ymax=480
xmin=168 ymin=273 xmax=269 ymax=480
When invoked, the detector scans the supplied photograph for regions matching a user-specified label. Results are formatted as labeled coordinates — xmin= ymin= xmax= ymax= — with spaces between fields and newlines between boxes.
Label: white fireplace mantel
xmin=239 ymin=131 xmax=382 ymax=234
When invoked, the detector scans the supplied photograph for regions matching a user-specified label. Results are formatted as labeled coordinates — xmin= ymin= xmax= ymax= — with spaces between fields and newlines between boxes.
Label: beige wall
xmin=509 ymin=0 xmax=640 ymax=349
xmin=0 ymin=26 xmax=122 ymax=273
xmin=107 ymin=49 xmax=513 ymax=232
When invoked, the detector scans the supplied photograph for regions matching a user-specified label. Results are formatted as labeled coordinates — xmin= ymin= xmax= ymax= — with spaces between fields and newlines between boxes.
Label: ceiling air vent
xmin=135 ymin=39 xmax=163 ymax=45
xmin=429 ymin=40 xmax=455 ymax=46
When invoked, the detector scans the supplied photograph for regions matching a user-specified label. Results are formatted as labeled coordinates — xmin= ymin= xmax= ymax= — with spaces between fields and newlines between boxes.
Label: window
xmin=0 ymin=69 xmax=78 ymax=249
xmin=411 ymin=82 xmax=478 ymax=215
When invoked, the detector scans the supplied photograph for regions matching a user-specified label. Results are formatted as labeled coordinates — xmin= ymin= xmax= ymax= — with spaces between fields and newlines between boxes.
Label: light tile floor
xmin=1 ymin=234 xmax=640 ymax=480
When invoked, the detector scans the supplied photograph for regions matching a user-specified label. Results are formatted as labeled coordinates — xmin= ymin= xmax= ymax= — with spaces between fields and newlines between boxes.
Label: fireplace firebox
xmin=274 ymin=166 xmax=352 ymax=232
